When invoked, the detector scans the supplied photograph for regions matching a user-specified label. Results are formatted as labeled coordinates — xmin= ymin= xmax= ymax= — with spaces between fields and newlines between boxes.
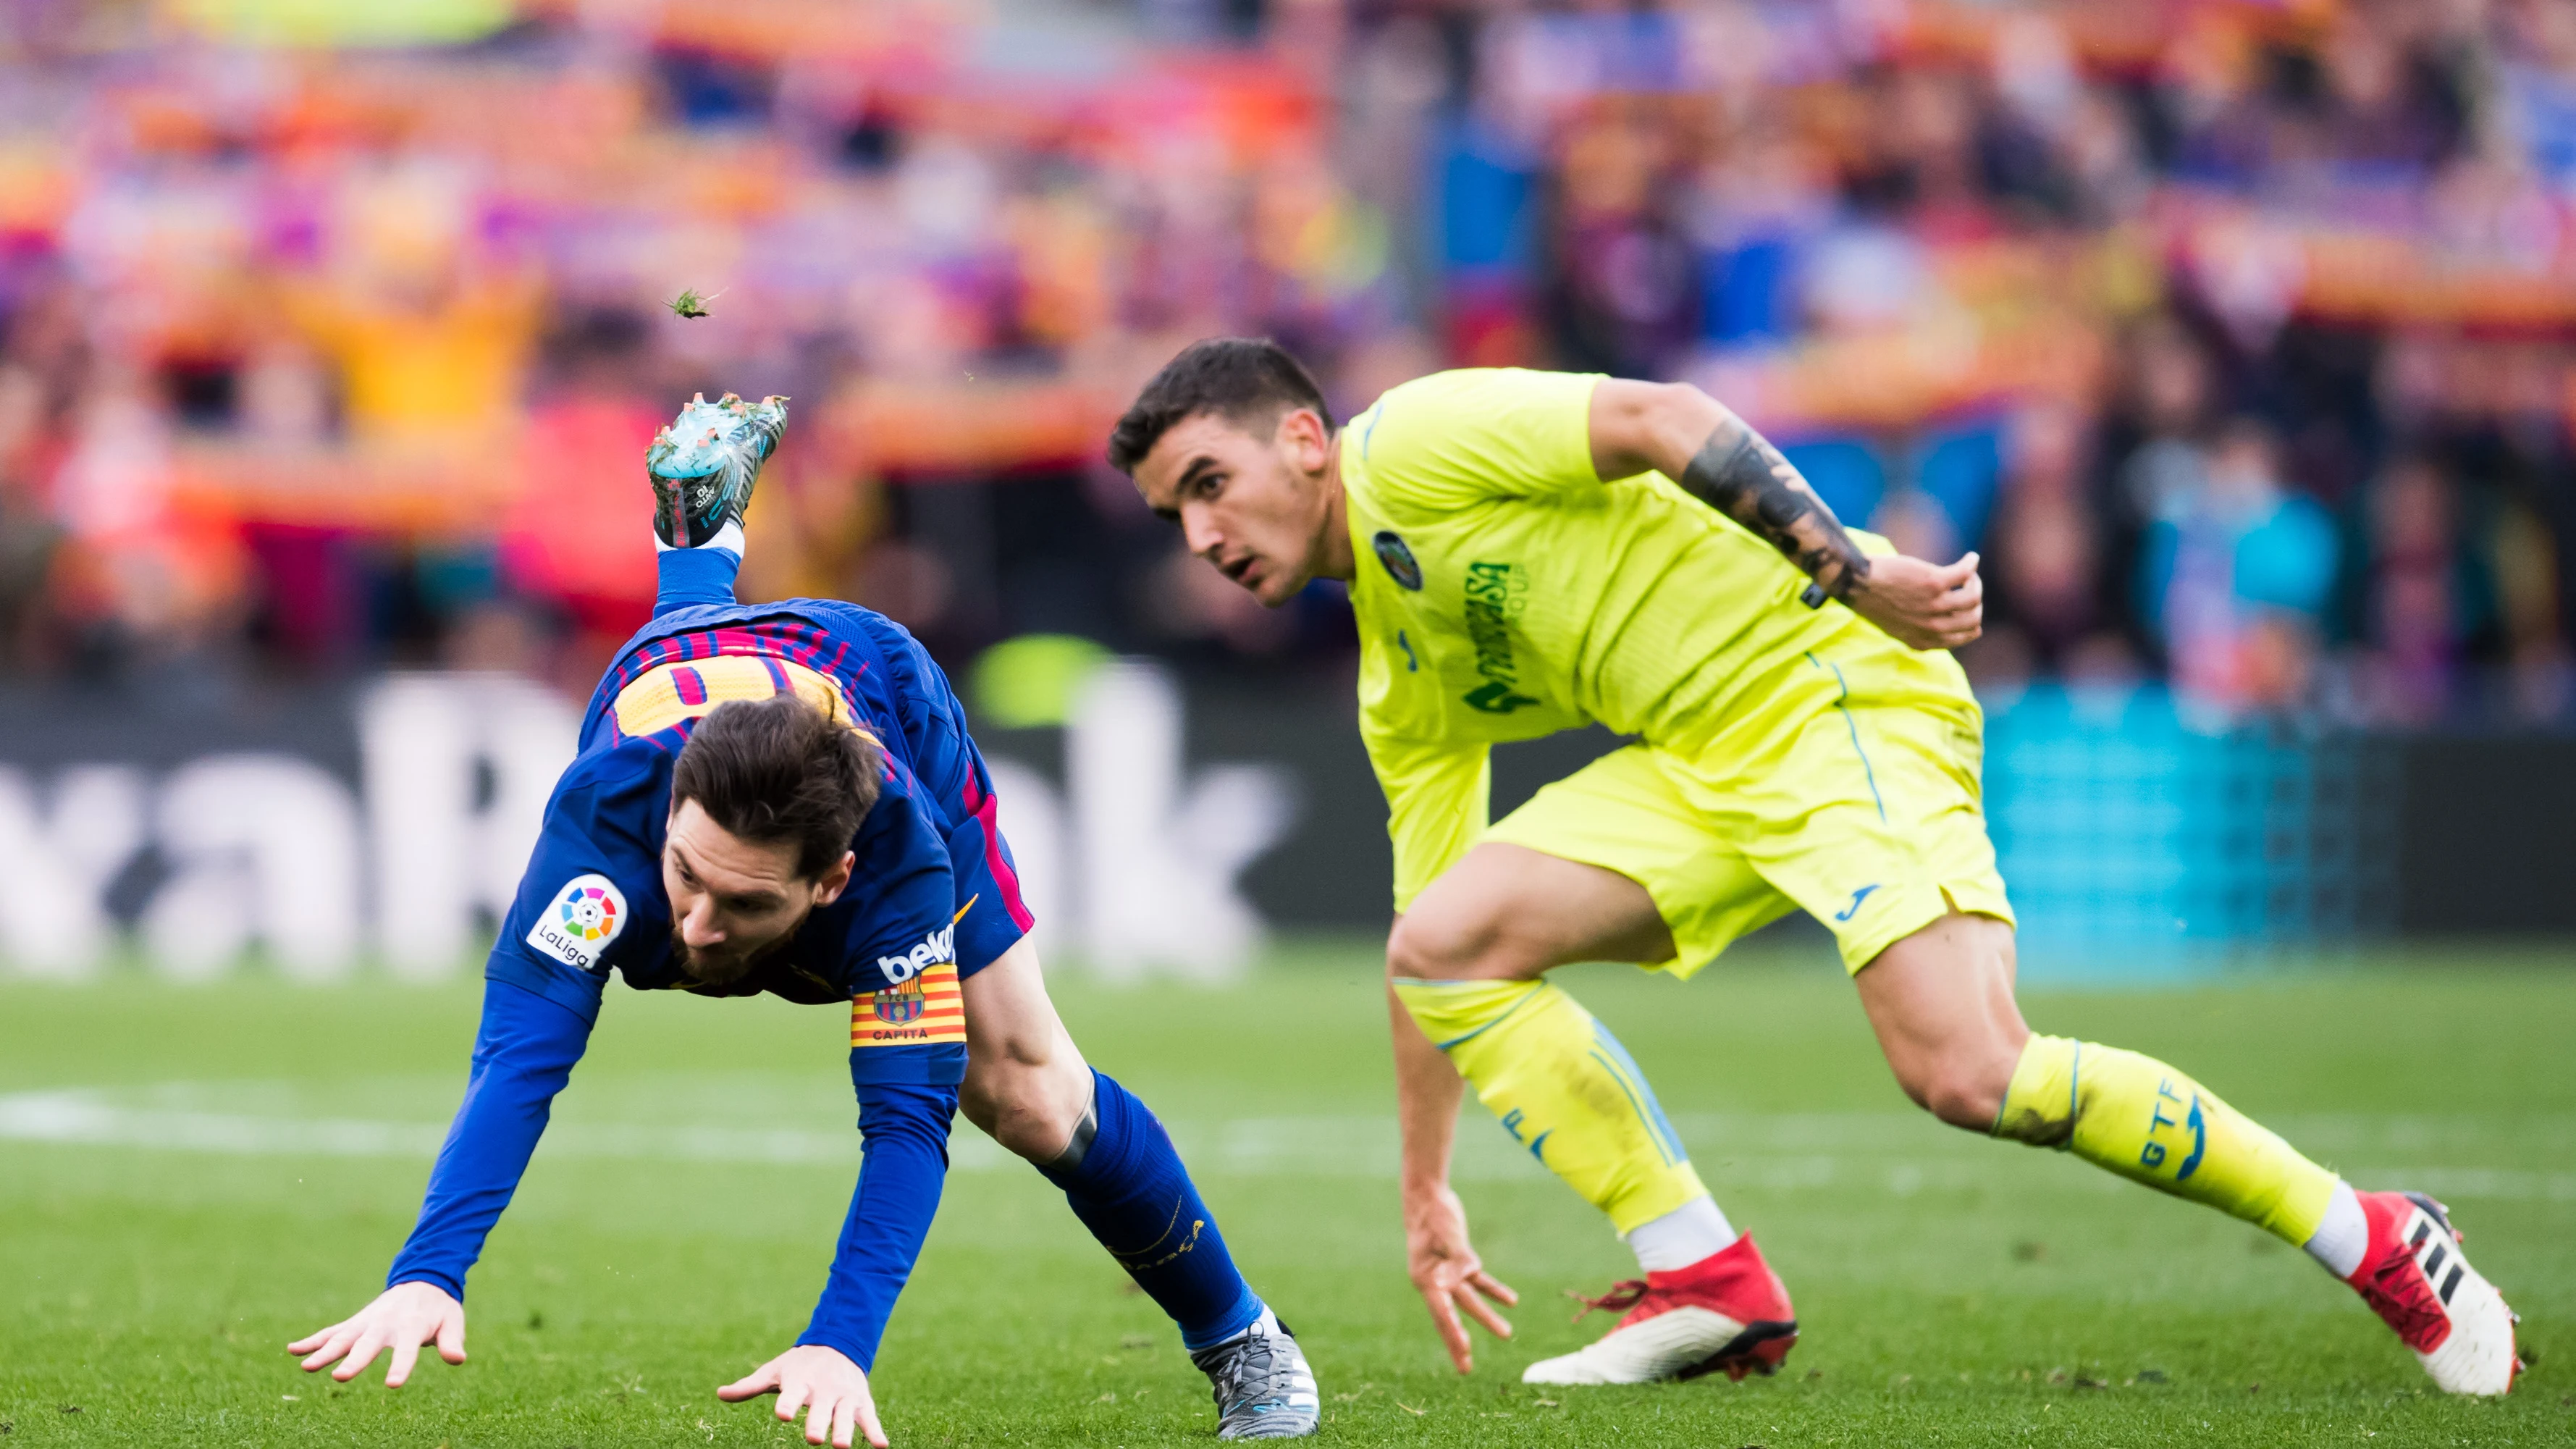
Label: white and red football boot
xmin=1521 ymin=1233 xmax=1797 ymax=1386
xmin=2346 ymin=1190 xmax=2520 ymax=1395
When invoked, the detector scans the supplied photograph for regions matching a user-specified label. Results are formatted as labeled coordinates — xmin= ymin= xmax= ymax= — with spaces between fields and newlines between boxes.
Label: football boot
xmin=1188 ymin=1306 xmax=1319 ymax=1440
xmin=2346 ymin=1190 xmax=2520 ymax=1395
xmin=647 ymin=392 xmax=788 ymax=548
xmin=1521 ymin=1232 xmax=1797 ymax=1386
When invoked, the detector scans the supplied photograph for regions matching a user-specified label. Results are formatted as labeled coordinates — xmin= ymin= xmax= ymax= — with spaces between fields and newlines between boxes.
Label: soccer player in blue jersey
xmin=288 ymin=396 xmax=1320 ymax=1445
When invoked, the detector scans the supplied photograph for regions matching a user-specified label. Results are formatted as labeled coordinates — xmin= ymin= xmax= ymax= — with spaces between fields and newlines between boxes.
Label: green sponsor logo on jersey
xmin=1462 ymin=561 xmax=1539 ymax=713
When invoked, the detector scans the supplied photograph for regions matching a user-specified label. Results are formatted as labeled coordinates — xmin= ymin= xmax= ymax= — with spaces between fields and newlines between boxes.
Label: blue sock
xmin=1037 ymin=1069 xmax=1263 ymax=1351
xmin=653 ymin=544 xmax=740 ymax=616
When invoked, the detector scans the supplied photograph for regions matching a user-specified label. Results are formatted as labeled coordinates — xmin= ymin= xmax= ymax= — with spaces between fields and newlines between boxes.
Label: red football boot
xmin=1520 ymin=1232 xmax=1798 ymax=1385
xmin=2346 ymin=1190 xmax=2520 ymax=1395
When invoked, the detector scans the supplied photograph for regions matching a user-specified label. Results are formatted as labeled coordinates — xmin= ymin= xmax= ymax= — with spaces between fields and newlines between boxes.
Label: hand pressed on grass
xmin=720 ymin=1343 xmax=886 ymax=1449
xmin=1406 ymin=1182 xmax=1518 ymax=1374
xmin=287 ymin=1280 xmax=466 ymax=1388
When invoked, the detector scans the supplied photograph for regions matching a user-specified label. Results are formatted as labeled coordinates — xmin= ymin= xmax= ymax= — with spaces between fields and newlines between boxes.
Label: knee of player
xmin=961 ymin=1057 xmax=1089 ymax=1159
xmin=1898 ymin=1053 xmax=2013 ymax=1130
xmin=956 ymin=1081 xmax=1006 ymax=1136
xmin=1386 ymin=911 xmax=1517 ymax=983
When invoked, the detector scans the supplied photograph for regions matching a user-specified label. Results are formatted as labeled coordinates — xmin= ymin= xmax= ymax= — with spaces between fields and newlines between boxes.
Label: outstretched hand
xmin=1848 ymin=552 xmax=1984 ymax=650
xmin=1405 ymin=1182 xmax=1518 ymax=1374
xmin=288 ymin=1281 xmax=466 ymax=1388
xmin=721 ymin=1343 xmax=887 ymax=1449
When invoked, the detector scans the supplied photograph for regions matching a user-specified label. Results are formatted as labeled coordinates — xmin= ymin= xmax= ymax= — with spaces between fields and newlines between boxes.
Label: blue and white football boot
xmin=1188 ymin=1306 xmax=1319 ymax=1440
xmin=647 ymin=392 xmax=788 ymax=549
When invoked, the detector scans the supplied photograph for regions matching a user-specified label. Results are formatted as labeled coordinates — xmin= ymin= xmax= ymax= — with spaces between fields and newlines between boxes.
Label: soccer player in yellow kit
xmin=1110 ymin=339 xmax=2522 ymax=1397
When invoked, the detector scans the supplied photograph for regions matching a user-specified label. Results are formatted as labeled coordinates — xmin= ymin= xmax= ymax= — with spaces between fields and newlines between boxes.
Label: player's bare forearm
xmin=1385 ymin=965 xmax=1518 ymax=1372
xmin=1588 ymin=379 xmax=1869 ymax=606
xmin=1682 ymin=414 xmax=1873 ymax=606
xmin=1386 ymin=975 xmax=1464 ymax=1193
xmin=1586 ymin=378 xmax=1982 ymax=648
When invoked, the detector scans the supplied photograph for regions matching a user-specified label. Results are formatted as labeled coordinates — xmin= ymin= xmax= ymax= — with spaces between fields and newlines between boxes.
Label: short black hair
xmin=1106 ymin=337 xmax=1334 ymax=474
xmin=671 ymin=694 xmax=882 ymax=878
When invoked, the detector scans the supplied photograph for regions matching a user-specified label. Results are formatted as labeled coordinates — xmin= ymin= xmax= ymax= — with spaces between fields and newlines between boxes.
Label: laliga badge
xmin=1373 ymin=530 xmax=1423 ymax=591
xmin=528 ymin=873 xmax=626 ymax=972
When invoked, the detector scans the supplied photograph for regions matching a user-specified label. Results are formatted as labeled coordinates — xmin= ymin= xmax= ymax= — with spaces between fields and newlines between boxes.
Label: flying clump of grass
xmin=666 ymin=287 xmax=723 ymax=319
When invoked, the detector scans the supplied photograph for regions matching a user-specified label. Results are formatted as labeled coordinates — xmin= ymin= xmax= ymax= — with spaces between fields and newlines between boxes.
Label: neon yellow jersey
xmin=1342 ymin=368 xmax=1974 ymax=909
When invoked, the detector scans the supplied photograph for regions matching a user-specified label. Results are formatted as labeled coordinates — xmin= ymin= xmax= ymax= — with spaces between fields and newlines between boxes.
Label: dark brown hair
xmin=670 ymin=694 xmax=880 ymax=878
xmin=1106 ymin=337 xmax=1334 ymax=474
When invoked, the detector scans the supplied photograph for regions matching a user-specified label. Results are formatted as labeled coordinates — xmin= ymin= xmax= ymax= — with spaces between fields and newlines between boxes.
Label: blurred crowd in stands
xmin=3 ymin=0 xmax=2575 ymax=728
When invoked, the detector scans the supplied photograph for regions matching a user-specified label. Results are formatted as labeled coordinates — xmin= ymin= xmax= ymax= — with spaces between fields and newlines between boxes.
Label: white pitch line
xmin=1 ymin=1088 xmax=2569 ymax=1201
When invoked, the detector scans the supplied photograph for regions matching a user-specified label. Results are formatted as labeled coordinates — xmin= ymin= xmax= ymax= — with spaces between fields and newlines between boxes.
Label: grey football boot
xmin=646 ymin=392 xmax=788 ymax=547
xmin=1188 ymin=1307 xmax=1320 ymax=1440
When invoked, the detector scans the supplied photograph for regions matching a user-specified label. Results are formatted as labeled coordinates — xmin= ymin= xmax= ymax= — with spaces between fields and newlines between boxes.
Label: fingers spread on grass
xmin=1420 ymin=1282 xmax=1474 ymax=1374
xmin=332 ymin=1327 xmax=387 ymax=1382
xmin=775 ymin=1374 xmax=812 ymax=1425
xmin=385 ymin=1335 xmax=423 ymax=1389
xmin=718 ymin=1361 xmax=783 ymax=1402
xmin=1471 ymin=1269 xmax=1521 ymax=1309
xmin=295 ymin=1323 xmax=356 ymax=1369
xmin=1458 ymin=1279 xmax=1513 ymax=1342
xmin=287 ymin=1321 xmax=347 ymax=1357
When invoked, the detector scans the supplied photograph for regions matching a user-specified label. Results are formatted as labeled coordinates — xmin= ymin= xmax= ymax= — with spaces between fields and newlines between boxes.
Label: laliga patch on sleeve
xmin=526 ymin=873 xmax=627 ymax=973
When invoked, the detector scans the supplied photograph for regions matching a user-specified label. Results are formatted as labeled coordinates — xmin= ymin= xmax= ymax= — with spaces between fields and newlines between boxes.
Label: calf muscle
xmin=1853 ymin=912 xmax=2028 ymax=1128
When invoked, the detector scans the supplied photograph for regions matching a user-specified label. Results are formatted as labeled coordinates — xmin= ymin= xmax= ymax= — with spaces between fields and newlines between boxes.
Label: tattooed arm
xmin=1680 ymin=411 xmax=1873 ymax=608
xmin=1585 ymin=378 xmax=1983 ymax=650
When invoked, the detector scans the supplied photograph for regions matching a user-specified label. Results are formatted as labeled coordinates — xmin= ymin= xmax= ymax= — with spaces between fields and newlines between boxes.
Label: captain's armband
xmin=849 ymin=960 xmax=967 ymax=1087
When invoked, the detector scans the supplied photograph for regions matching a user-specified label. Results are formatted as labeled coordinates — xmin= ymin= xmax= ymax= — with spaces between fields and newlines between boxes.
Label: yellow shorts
xmin=1482 ymin=658 xmax=2013 ymax=976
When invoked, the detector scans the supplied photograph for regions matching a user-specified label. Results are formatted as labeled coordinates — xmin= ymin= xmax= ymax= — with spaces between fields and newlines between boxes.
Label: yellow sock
xmin=1394 ymin=977 xmax=1708 ymax=1233
xmin=1994 ymin=1034 xmax=2337 ymax=1244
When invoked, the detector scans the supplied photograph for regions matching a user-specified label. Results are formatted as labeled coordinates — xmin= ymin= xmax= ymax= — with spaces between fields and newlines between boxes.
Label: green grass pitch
xmin=2 ymin=945 xmax=2571 ymax=1447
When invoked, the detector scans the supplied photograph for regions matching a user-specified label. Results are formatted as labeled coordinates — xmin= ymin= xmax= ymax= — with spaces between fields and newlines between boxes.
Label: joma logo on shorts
xmin=1462 ymin=561 xmax=1539 ymax=713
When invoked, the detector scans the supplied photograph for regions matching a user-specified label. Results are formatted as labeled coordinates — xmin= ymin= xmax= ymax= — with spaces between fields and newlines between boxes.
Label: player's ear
xmin=811 ymin=849 xmax=856 ymax=907
xmin=1276 ymin=406 xmax=1327 ymax=466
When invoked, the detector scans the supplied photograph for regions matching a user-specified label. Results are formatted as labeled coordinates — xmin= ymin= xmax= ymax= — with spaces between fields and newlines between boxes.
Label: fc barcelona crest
xmin=851 ymin=957 xmax=964 ymax=1050
xmin=875 ymin=982 xmax=926 ymax=1025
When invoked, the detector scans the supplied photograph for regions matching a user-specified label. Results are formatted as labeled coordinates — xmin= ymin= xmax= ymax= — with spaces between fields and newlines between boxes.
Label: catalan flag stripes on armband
xmin=851 ymin=959 xmax=966 ymax=1049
